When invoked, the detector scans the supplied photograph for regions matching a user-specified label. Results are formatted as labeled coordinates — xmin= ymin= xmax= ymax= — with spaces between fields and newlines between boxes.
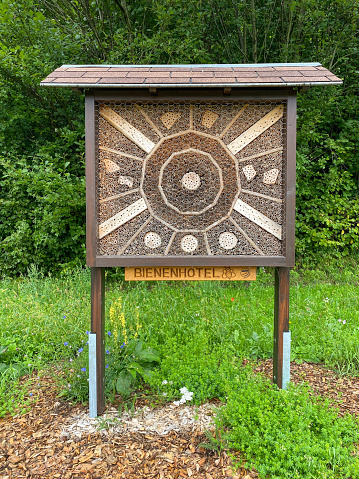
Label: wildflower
xmin=81 ymin=367 xmax=86 ymax=372
xmin=324 ymin=298 xmax=330 ymax=303
xmin=78 ymin=348 xmax=84 ymax=354
xmin=64 ymin=342 xmax=68 ymax=346
xmin=77 ymin=375 xmax=80 ymax=378
xmin=86 ymin=331 xmax=90 ymax=335
xmin=69 ymin=358 xmax=73 ymax=362
xmin=108 ymin=331 xmax=112 ymax=336
xmin=174 ymin=387 xmax=194 ymax=405
xmin=163 ymin=392 xmax=167 ymax=396
xmin=29 ymin=393 xmax=33 ymax=397
xmin=120 ymin=312 xmax=127 ymax=343
xmin=231 ymin=298 xmax=234 ymax=301
xmin=338 ymin=319 xmax=342 ymax=322
xmin=343 ymin=320 xmax=347 ymax=324
xmin=68 ymin=384 xmax=71 ymax=388
xmin=162 ymin=380 xmax=168 ymax=385
xmin=63 ymin=315 xmax=66 ymax=319
xmin=86 ymin=341 xmax=89 ymax=346
xmin=28 ymin=364 xmax=32 ymax=367
xmin=106 ymin=350 xmax=110 ymax=354
xmin=106 ymin=365 xmax=109 ymax=368
xmin=120 ymin=343 xmax=125 ymax=349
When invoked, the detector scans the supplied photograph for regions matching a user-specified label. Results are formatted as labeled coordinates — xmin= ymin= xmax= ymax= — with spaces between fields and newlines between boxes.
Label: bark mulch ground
xmin=1 ymin=360 xmax=359 ymax=479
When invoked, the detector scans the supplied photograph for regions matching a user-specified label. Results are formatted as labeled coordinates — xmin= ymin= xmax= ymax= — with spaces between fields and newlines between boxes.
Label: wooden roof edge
xmin=40 ymin=80 xmax=343 ymax=88
xmin=50 ymin=62 xmax=323 ymax=69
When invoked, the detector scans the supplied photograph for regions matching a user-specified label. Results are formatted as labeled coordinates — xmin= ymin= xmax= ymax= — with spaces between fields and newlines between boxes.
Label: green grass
xmin=0 ymin=260 xmax=359 ymax=478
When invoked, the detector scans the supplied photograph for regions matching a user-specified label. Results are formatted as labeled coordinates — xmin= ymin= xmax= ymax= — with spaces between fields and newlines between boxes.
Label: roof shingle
xmin=40 ymin=63 xmax=342 ymax=88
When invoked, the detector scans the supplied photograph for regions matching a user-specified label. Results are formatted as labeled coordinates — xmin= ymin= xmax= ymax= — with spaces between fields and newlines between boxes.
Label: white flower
xmin=162 ymin=392 xmax=167 ymax=396
xmin=162 ymin=380 xmax=168 ymax=385
xmin=173 ymin=386 xmax=194 ymax=406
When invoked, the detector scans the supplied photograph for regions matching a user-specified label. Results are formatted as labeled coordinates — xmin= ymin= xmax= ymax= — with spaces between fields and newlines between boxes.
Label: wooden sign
xmin=125 ymin=266 xmax=256 ymax=281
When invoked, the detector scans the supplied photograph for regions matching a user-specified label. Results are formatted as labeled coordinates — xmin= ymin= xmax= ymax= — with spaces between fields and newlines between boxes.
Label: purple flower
xmin=120 ymin=343 xmax=125 ymax=349
xmin=63 ymin=315 xmax=66 ymax=319
xmin=106 ymin=365 xmax=109 ymax=368
xmin=78 ymin=347 xmax=84 ymax=353
xmin=86 ymin=341 xmax=89 ymax=346
xmin=81 ymin=367 xmax=86 ymax=372
xmin=86 ymin=331 xmax=90 ymax=335
xmin=64 ymin=342 xmax=68 ymax=346
xmin=108 ymin=331 xmax=112 ymax=336
xmin=106 ymin=350 xmax=110 ymax=354
xmin=343 ymin=320 xmax=347 ymax=324
xmin=29 ymin=392 xmax=33 ymax=396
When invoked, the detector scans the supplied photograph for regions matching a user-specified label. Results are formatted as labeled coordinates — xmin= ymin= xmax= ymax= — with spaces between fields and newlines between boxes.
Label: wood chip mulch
xmin=1 ymin=360 xmax=359 ymax=479
xmin=0 ymin=374 xmax=255 ymax=479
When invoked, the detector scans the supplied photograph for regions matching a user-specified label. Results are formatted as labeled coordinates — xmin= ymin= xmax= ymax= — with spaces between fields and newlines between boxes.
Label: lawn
xmin=1 ymin=260 xmax=359 ymax=478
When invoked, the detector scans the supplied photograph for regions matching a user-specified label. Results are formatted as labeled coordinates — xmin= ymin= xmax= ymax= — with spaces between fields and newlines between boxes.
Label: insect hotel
xmin=41 ymin=63 xmax=342 ymax=416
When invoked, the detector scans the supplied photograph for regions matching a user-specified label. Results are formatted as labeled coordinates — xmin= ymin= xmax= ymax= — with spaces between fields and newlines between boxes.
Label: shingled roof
xmin=41 ymin=63 xmax=342 ymax=88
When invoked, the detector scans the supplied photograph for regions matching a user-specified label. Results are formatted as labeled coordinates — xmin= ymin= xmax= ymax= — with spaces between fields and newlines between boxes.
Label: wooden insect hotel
xmin=41 ymin=63 xmax=342 ymax=415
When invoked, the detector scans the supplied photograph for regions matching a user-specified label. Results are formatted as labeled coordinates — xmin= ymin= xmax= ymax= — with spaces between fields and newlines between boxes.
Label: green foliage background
xmin=0 ymin=0 xmax=358 ymax=275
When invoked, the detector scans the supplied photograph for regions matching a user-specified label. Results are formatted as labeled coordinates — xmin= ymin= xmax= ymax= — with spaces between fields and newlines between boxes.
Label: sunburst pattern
xmin=96 ymin=101 xmax=286 ymax=257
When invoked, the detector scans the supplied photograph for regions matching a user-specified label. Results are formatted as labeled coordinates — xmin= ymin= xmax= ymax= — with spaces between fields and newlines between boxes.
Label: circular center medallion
xmin=141 ymin=132 xmax=240 ymax=231
xmin=181 ymin=171 xmax=201 ymax=191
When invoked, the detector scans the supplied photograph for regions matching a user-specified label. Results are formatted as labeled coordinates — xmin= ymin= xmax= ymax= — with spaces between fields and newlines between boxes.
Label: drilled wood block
xmin=201 ymin=110 xmax=219 ymax=128
xmin=263 ymin=168 xmax=279 ymax=185
xmin=228 ymin=105 xmax=284 ymax=154
xmin=242 ymin=164 xmax=257 ymax=182
xmin=98 ymin=198 xmax=147 ymax=239
xmin=233 ymin=199 xmax=282 ymax=240
xmin=100 ymin=106 xmax=155 ymax=153
xmin=160 ymin=112 xmax=181 ymax=129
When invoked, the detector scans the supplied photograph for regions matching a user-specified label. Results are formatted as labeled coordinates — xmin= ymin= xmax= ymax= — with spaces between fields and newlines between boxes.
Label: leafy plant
xmin=107 ymin=339 xmax=159 ymax=397
xmin=0 ymin=344 xmax=27 ymax=378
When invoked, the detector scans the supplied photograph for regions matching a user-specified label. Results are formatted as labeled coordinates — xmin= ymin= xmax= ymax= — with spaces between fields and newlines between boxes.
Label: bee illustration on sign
xmin=222 ymin=267 xmax=236 ymax=279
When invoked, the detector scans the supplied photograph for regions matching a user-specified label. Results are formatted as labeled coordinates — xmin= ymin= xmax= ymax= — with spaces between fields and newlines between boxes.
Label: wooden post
xmin=273 ymin=267 xmax=290 ymax=388
xmin=91 ymin=267 xmax=105 ymax=414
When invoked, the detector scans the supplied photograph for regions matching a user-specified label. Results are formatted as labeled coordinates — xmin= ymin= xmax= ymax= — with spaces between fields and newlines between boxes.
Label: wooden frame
xmin=85 ymin=87 xmax=296 ymax=268
xmin=85 ymin=86 xmax=297 ymax=396
xmin=273 ymin=267 xmax=290 ymax=389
